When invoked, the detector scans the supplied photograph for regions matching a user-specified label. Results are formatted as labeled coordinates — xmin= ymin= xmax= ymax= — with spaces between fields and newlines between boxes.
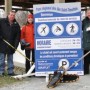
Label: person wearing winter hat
xmin=21 ymin=13 xmax=35 ymax=73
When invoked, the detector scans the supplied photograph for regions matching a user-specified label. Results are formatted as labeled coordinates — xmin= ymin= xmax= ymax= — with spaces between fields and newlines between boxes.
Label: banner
xmin=33 ymin=2 xmax=83 ymax=76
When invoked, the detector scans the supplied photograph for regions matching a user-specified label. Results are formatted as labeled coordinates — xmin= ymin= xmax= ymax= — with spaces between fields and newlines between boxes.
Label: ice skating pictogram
xmin=37 ymin=24 xmax=49 ymax=36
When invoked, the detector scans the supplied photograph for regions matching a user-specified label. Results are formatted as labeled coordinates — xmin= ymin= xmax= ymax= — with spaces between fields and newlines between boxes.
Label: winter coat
xmin=0 ymin=17 xmax=20 ymax=54
xmin=82 ymin=17 xmax=90 ymax=50
xmin=21 ymin=24 xmax=34 ymax=49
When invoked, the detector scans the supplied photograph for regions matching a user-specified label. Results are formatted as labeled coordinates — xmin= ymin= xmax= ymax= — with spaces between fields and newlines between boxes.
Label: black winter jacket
xmin=0 ymin=17 xmax=20 ymax=54
xmin=82 ymin=17 xmax=90 ymax=50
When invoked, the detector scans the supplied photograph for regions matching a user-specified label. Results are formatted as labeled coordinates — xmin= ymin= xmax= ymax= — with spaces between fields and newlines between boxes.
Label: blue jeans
xmin=0 ymin=53 xmax=14 ymax=74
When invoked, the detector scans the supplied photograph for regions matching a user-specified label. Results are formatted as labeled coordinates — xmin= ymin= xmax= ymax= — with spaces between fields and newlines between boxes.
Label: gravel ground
xmin=0 ymin=74 xmax=90 ymax=90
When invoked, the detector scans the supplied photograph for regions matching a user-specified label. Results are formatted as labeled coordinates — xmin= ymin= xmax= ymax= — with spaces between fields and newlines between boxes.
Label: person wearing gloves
xmin=20 ymin=13 xmax=35 ymax=73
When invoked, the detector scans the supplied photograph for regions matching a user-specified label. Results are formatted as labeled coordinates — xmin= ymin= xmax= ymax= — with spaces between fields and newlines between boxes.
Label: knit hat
xmin=28 ymin=14 xmax=33 ymax=19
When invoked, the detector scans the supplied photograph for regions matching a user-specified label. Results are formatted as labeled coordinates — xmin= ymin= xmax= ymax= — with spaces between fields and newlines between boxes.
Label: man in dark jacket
xmin=0 ymin=11 xmax=20 ymax=76
xmin=82 ymin=9 xmax=90 ymax=74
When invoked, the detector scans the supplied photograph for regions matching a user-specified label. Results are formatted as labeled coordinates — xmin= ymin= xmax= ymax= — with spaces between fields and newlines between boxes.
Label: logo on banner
xmin=58 ymin=59 xmax=69 ymax=69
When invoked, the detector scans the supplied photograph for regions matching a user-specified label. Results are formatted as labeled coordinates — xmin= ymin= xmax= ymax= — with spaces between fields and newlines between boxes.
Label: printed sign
xmin=33 ymin=2 xmax=83 ymax=76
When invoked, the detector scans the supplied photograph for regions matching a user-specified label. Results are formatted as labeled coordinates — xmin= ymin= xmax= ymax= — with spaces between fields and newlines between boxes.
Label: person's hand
xmin=20 ymin=39 xmax=30 ymax=50
xmin=86 ymin=27 xmax=90 ymax=31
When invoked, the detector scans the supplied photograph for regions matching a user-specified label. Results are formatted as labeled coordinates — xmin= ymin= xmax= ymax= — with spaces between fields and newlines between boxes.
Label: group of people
xmin=0 ymin=11 xmax=34 ymax=76
xmin=0 ymin=8 xmax=90 ymax=76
